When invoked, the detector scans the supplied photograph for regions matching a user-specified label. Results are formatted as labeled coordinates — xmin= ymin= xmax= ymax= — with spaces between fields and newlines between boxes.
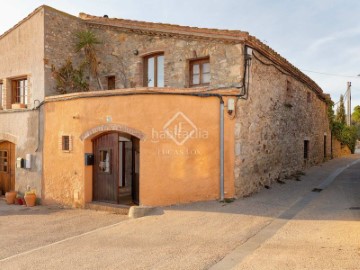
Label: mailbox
xmin=85 ymin=153 xmax=94 ymax=166
xmin=16 ymin=158 xmax=25 ymax=168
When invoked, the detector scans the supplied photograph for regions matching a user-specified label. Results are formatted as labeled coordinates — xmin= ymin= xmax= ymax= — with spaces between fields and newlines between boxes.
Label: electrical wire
xmin=301 ymin=69 xmax=360 ymax=78
xmin=252 ymin=51 xmax=291 ymax=77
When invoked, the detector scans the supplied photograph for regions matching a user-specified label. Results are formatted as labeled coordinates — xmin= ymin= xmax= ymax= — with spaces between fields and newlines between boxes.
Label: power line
xmin=301 ymin=69 xmax=360 ymax=78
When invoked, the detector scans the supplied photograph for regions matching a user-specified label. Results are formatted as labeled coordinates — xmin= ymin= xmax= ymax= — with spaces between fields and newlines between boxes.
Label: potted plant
xmin=24 ymin=190 xmax=36 ymax=207
xmin=5 ymin=191 xmax=17 ymax=204
xmin=16 ymin=194 xmax=24 ymax=205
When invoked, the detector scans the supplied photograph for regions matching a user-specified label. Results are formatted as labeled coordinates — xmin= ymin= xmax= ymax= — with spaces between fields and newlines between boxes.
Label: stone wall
xmin=91 ymin=26 xmax=244 ymax=90
xmin=43 ymin=7 xmax=244 ymax=93
xmin=332 ymin=137 xmax=351 ymax=158
xmin=234 ymin=50 xmax=331 ymax=197
xmin=44 ymin=7 xmax=87 ymax=96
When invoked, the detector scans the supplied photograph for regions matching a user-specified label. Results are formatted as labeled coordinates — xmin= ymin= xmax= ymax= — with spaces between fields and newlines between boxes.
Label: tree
xmin=352 ymin=105 xmax=360 ymax=123
xmin=51 ymin=59 xmax=89 ymax=94
xmin=335 ymin=94 xmax=346 ymax=124
xmin=332 ymin=97 xmax=357 ymax=153
xmin=351 ymin=105 xmax=360 ymax=140
xmin=75 ymin=30 xmax=103 ymax=90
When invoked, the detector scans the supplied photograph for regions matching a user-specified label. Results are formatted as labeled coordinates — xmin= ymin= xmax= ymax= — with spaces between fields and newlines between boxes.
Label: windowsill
xmin=189 ymin=84 xmax=210 ymax=88
xmin=11 ymin=103 xmax=27 ymax=109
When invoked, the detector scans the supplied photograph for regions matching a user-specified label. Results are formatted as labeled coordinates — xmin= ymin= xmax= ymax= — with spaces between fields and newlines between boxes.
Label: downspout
xmin=220 ymin=97 xmax=225 ymax=201
xmin=33 ymin=99 xmax=43 ymax=152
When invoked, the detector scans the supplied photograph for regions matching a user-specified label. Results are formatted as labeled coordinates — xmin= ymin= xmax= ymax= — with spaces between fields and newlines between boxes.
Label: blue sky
xmin=1 ymin=0 xmax=360 ymax=111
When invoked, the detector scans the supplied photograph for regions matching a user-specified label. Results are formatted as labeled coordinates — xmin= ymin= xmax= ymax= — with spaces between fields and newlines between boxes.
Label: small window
xmin=99 ymin=149 xmax=111 ymax=173
xmin=307 ymin=92 xmax=311 ymax=103
xmin=144 ymin=53 xmax=164 ymax=87
xmin=12 ymin=78 xmax=28 ymax=105
xmin=60 ymin=135 xmax=72 ymax=152
xmin=0 ymin=150 xmax=8 ymax=172
xmin=190 ymin=57 xmax=210 ymax=87
xmin=286 ymin=80 xmax=291 ymax=92
xmin=107 ymin=76 xmax=116 ymax=90
xmin=304 ymin=140 xmax=309 ymax=159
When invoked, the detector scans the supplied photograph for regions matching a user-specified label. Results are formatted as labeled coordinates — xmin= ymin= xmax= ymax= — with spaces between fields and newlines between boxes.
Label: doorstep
xmin=85 ymin=201 xmax=130 ymax=215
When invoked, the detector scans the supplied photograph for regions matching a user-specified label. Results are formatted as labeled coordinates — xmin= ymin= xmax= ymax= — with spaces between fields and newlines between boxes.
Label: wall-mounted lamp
xmin=227 ymin=98 xmax=235 ymax=115
xmin=133 ymin=49 xmax=139 ymax=55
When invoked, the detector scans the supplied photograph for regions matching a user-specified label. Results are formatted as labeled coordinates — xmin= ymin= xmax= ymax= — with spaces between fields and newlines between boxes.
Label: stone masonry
xmin=234 ymin=51 xmax=331 ymax=196
xmin=0 ymin=5 xmax=341 ymax=204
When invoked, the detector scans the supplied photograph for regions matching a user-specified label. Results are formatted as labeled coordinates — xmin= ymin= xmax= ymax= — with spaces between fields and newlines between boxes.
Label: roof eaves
xmin=245 ymin=35 xmax=326 ymax=100
xmin=79 ymin=13 xmax=248 ymax=42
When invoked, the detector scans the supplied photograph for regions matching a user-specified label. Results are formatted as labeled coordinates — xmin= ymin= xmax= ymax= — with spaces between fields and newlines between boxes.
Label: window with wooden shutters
xmin=12 ymin=78 xmax=28 ymax=105
xmin=190 ymin=57 xmax=210 ymax=87
xmin=144 ymin=53 xmax=164 ymax=87
xmin=59 ymin=135 xmax=73 ymax=152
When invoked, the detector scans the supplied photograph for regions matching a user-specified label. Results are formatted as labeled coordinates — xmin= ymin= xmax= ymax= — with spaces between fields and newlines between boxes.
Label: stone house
xmin=0 ymin=5 xmax=335 ymax=207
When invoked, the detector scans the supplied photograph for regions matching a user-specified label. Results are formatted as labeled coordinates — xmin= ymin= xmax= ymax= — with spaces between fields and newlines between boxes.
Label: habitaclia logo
xmin=151 ymin=112 xmax=208 ymax=145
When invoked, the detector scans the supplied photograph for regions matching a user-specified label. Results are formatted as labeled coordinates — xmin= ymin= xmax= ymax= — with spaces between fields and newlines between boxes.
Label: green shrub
xmin=332 ymin=121 xmax=357 ymax=153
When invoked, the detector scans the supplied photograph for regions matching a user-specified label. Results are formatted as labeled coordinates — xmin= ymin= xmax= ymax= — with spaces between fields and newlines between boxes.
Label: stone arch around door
xmin=81 ymin=124 xmax=143 ymax=206
xmin=0 ymin=133 xmax=18 ymax=144
xmin=80 ymin=124 xmax=146 ymax=141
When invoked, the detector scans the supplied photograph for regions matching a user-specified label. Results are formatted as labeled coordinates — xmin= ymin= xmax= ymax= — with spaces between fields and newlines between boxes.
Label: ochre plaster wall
xmin=43 ymin=92 xmax=235 ymax=207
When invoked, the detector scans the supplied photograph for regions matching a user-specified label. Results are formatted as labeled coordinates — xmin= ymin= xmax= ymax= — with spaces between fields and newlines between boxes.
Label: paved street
xmin=1 ymin=155 xmax=360 ymax=270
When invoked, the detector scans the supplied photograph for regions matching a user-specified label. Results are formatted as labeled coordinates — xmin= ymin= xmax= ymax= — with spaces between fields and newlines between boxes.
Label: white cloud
xmin=308 ymin=27 xmax=360 ymax=52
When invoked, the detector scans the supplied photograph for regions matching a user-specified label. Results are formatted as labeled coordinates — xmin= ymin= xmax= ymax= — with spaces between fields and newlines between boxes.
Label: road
xmin=0 ymin=155 xmax=359 ymax=270
xmin=212 ymin=156 xmax=360 ymax=270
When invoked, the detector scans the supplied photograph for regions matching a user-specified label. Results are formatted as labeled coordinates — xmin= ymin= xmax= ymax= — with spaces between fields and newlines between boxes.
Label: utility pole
xmin=347 ymin=81 xmax=351 ymax=126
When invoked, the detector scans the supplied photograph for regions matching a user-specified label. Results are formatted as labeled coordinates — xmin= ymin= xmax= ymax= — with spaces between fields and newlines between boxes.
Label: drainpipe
xmin=220 ymin=97 xmax=225 ymax=201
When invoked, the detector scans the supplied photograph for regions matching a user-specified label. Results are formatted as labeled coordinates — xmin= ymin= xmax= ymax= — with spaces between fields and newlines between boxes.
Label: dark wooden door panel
xmin=93 ymin=133 xmax=119 ymax=203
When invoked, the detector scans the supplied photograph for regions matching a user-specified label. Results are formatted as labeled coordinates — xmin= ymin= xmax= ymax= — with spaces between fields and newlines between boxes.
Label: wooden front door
xmin=0 ymin=142 xmax=15 ymax=193
xmin=93 ymin=133 xmax=119 ymax=203
xmin=132 ymin=138 xmax=140 ymax=205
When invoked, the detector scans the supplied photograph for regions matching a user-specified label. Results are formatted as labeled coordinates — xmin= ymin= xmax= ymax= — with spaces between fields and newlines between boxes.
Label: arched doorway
xmin=92 ymin=132 xmax=139 ymax=205
xmin=0 ymin=141 xmax=15 ymax=193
